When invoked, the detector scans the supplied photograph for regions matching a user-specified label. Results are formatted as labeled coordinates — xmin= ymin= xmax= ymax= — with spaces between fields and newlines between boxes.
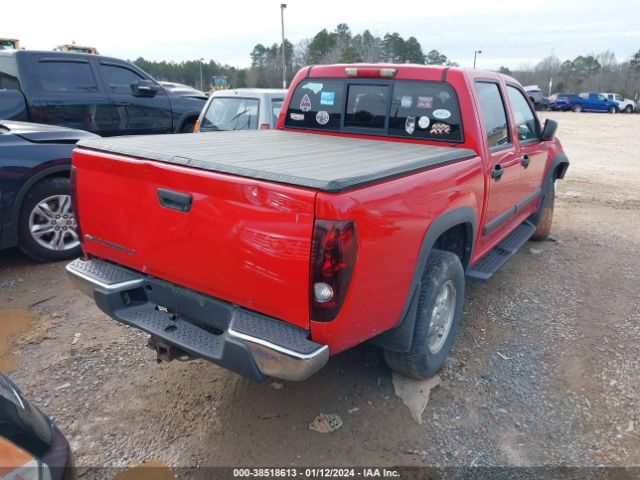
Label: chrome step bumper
xmin=66 ymin=258 xmax=328 ymax=381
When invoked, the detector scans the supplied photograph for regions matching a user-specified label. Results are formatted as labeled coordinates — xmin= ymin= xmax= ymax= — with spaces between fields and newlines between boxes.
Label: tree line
xmin=500 ymin=51 xmax=640 ymax=99
xmin=132 ymin=24 xmax=640 ymax=98
xmin=247 ymin=24 xmax=457 ymax=88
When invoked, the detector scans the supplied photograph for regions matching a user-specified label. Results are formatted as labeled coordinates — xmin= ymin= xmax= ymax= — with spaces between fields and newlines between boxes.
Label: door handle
xmin=521 ymin=154 xmax=530 ymax=168
xmin=491 ymin=164 xmax=504 ymax=180
xmin=115 ymin=101 xmax=130 ymax=106
xmin=157 ymin=188 xmax=192 ymax=212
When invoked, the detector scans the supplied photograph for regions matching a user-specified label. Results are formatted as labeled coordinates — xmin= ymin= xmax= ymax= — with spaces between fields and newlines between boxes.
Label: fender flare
xmin=530 ymin=153 xmax=570 ymax=225
xmin=0 ymin=165 xmax=70 ymax=249
xmin=174 ymin=111 xmax=201 ymax=133
xmin=371 ymin=206 xmax=477 ymax=352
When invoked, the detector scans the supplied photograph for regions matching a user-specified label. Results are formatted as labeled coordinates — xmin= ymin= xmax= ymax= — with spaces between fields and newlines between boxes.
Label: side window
xmin=271 ymin=98 xmax=284 ymax=126
xmin=284 ymin=79 xmax=343 ymax=130
xmin=475 ymin=82 xmax=510 ymax=149
xmin=506 ymin=86 xmax=539 ymax=142
xmin=344 ymin=84 xmax=388 ymax=130
xmin=37 ymin=61 xmax=98 ymax=93
xmin=99 ymin=64 xmax=143 ymax=94
xmin=389 ymin=81 xmax=463 ymax=141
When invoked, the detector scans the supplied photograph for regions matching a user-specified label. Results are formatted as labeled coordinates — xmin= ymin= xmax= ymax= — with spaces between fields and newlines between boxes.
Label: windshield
xmin=201 ymin=97 xmax=259 ymax=131
xmin=284 ymin=79 xmax=463 ymax=142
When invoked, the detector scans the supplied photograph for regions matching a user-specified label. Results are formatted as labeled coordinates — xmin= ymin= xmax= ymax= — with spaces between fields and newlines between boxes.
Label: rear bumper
xmin=66 ymin=258 xmax=328 ymax=381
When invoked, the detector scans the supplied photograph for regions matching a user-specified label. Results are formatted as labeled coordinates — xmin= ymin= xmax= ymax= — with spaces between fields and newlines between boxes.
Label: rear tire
xmin=18 ymin=177 xmax=81 ymax=262
xmin=384 ymin=249 xmax=465 ymax=380
xmin=531 ymin=181 xmax=555 ymax=241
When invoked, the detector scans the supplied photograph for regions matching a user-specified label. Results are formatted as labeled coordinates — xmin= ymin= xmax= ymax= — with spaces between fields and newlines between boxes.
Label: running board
xmin=466 ymin=221 xmax=536 ymax=282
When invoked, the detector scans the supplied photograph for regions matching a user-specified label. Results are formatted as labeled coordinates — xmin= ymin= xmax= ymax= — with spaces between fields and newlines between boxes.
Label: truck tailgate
xmin=73 ymin=148 xmax=316 ymax=329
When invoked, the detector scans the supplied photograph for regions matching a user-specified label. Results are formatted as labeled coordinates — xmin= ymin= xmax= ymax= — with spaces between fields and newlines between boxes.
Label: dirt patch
xmin=0 ymin=308 xmax=36 ymax=372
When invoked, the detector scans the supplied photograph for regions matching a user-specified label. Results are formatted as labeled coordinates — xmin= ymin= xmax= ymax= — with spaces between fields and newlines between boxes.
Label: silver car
xmin=196 ymin=88 xmax=287 ymax=132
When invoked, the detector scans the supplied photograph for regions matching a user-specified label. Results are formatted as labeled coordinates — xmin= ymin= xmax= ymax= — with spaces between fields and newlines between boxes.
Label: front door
xmin=474 ymin=81 xmax=522 ymax=239
xmin=505 ymin=85 xmax=547 ymax=199
xmin=97 ymin=62 xmax=172 ymax=135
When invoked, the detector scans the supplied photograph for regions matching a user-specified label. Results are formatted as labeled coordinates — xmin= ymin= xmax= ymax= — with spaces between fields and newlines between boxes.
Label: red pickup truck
xmin=66 ymin=64 xmax=568 ymax=381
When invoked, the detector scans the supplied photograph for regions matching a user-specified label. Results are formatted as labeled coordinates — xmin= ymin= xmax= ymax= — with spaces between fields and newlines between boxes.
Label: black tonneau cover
xmin=78 ymin=130 xmax=476 ymax=193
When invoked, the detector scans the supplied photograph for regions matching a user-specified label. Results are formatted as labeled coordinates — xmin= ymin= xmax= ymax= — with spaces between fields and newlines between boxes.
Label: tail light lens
xmin=70 ymin=166 xmax=83 ymax=245
xmin=310 ymin=220 xmax=357 ymax=322
xmin=259 ymin=123 xmax=270 ymax=130
xmin=193 ymin=119 xmax=200 ymax=132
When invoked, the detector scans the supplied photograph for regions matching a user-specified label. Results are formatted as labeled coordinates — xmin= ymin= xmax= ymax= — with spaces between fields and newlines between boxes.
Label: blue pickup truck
xmin=552 ymin=92 xmax=619 ymax=113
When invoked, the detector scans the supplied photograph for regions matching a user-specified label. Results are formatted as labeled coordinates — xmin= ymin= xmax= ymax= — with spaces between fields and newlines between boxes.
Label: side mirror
xmin=132 ymin=80 xmax=160 ymax=97
xmin=541 ymin=119 xmax=558 ymax=141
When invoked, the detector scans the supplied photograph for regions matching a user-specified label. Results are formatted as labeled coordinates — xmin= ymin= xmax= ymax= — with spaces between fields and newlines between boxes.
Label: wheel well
xmin=432 ymin=223 xmax=473 ymax=270
xmin=178 ymin=115 xmax=198 ymax=132
xmin=554 ymin=161 xmax=569 ymax=180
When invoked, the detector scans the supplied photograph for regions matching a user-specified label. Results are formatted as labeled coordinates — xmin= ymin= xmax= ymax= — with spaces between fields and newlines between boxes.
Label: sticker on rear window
xmin=300 ymin=94 xmax=312 ymax=112
xmin=430 ymin=122 xmax=450 ymax=134
xmin=401 ymin=95 xmax=413 ymax=108
xmin=316 ymin=110 xmax=330 ymax=125
xmin=418 ymin=116 xmax=430 ymax=129
xmin=433 ymin=109 xmax=451 ymax=120
xmin=320 ymin=91 xmax=335 ymax=106
xmin=290 ymin=113 xmax=305 ymax=121
xmin=417 ymin=96 xmax=433 ymax=108
xmin=301 ymin=82 xmax=324 ymax=94
xmin=405 ymin=116 xmax=416 ymax=135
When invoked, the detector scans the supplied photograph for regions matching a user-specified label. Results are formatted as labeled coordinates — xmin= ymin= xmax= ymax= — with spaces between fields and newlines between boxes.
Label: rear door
xmin=474 ymin=80 xmax=522 ymax=238
xmin=30 ymin=55 xmax=116 ymax=135
xmin=97 ymin=61 xmax=172 ymax=135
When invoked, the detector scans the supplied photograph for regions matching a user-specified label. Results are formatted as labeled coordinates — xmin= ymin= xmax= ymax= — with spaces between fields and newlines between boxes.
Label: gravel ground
xmin=1 ymin=112 xmax=639 ymax=476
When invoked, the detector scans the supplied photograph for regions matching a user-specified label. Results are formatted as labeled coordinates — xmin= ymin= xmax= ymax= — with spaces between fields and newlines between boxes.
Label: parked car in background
xmin=195 ymin=88 xmax=287 ymax=132
xmin=0 ymin=121 xmax=95 ymax=261
xmin=159 ymin=81 xmax=207 ymax=100
xmin=572 ymin=92 xmax=619 ymax=113
xmin=602 ymin=92 xmax=636 ymax=113
xmin=524 ymin=85 xmax=549 ymax=111
xmin=550 ymin=93 xmax=578 ymax=111
xmin=0 ymin=374 xmax=72 ymax=480
xmin=67 ymin=64 xmax=568 ymax=382
xmin=0 ymin=50 xmax=207 ymax=136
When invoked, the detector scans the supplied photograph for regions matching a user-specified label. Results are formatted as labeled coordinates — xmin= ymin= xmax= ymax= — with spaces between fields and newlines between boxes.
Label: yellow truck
xmin=56 ymin=43 xmax=98 ymax=54
xmin=0 ymin=38 xmax=20 ymax=49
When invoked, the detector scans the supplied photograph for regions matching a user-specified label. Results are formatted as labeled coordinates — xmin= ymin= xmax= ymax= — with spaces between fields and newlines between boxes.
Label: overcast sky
xmin=5 ymin=0 xmax=640 ymax=69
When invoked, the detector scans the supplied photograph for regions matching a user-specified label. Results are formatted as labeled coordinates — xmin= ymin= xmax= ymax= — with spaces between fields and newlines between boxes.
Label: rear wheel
xmin=18 ymin=177 xmax=81 ymax=262
xmin=384 ymin=249 xmax=465 ymax=380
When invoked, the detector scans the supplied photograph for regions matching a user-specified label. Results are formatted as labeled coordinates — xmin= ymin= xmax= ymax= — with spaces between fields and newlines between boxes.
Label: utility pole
xmin=473 ymin=50 xmax=482 ymax=69
xmin=199 ymin=58 xmax=205 ymax=91
xmin=280 ymin=3 xmax=287 ymax=88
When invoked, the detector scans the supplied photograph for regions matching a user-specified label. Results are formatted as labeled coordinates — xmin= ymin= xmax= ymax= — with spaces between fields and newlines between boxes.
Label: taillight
xmin=193 ymin=119 xmax=200 ymax=132
xmin=310 ymin=220 xmax=357 ymax=322
xmin=259 ymin=123 xmax=270 ymax=130
xmin=70 ymin=166 xmax=83 ymax=245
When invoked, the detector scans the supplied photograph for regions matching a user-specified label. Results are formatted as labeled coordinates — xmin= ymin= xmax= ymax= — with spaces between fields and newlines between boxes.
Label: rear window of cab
xmin=284 ymin=79 xmax=463 ymax=142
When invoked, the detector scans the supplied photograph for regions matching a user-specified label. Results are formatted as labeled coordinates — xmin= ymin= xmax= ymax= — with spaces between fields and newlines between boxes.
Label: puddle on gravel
xmin=0 ymin=309 xmax=36 ymax=373
xmin=114 ymin=460 xmax=176 ymax=480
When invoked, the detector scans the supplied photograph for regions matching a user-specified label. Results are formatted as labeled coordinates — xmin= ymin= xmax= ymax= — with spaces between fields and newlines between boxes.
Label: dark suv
xmin=0 ymin=50 xmax=206 ymax=135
